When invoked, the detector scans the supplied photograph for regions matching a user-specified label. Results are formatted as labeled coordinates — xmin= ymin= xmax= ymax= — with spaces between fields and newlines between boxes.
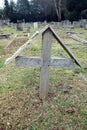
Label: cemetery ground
xmin=0 ymin=24 xmax=87 ymax=130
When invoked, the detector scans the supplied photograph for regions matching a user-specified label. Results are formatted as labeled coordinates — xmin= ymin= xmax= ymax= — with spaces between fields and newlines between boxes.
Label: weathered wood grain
xmin=16 ymin=56 xmax=75 ymax=68
xmin=40 ymin=29 xmax=52 ymax=98
xmin=51 ymin=58 xmax=74 ymax=68
xmin=16 ymin=56 xmax=42 ymax=67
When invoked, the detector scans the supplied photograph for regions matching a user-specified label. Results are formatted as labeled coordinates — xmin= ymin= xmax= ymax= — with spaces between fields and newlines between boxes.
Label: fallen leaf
xmin=65 ymin=108 xmax=75 ymax=113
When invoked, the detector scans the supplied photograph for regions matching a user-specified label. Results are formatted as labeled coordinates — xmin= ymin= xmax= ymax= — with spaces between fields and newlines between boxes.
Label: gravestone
xmin=80 ymin=19 xmax=87 ymax=28
xmin=44 ymin=21 xmax=47 ymax=25
xmin=7 ymin=20 xmax=10 ymax=26
xmin=57 ymin=22 xmax=62 ymax=27
xmin=0 ymin=20 xmax=3 ymax=26
xmin=63 ymin=20 xmax=71 ymax=28
xmin=73 ymin=21 xmax=80 ymax=28
xmin=5 ymin=25 xmax=82 ymax=99
xmin=16 ymin=21 xmax=23 ymax=31
xmin=26 ymin=23 xmax=30 ymax=33
xmin=34 ymin=22 xmax=38 ymax=29
xmin=27 ymin=26 xmax=30 ymax=33
xmin=85 ymin=24 xmax=87 ymax=30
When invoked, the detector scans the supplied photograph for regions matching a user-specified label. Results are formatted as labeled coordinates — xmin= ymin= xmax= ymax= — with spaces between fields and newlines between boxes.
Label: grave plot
xmin=11 ymin=33 xmax=30 ymax=47
xmin=58 ymin=28 xmax=87 ymax=67
xmin=16 ymin=33 xmax=30 ymax=38
xmin=0 ymin=24 xmax=87 ymax=130
xmin=0 ymin=27 xmax=13 ymax=39
xmin=50 ymin=25 xmax=87 ymax=63
xmin=5 ymin=25 xmax=83 ymax=98
xmin=5 ymin=38 xmax=29 ymax=48
xmin=4 ymin=33 xmax=29 ymax=54
xmin=68 ymin=34 xmax=87 ymax=44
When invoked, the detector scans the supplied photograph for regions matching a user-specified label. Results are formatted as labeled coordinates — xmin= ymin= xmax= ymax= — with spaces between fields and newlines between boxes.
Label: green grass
xmin=0 ymin=24 xmax=87 ymax=130
xmin=0 ymin=59 xmax=5 ymax=68
xmin=0 ymin=45 xmax=4 ymax=55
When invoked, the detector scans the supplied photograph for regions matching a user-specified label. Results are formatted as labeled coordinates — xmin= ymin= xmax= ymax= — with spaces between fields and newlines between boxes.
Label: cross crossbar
xmin=16 ymin=56 xmax=75 ymax=68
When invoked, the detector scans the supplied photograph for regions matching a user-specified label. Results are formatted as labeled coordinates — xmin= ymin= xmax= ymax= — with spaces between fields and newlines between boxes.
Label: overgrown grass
xmin=0 ymin=59 xmax=5 ymax=68
xmin=0 ymin=45 xmax=4 ymax=55
xmin=75 ymin=67 xmax=87 ymax=73
xmin=0 ymin=24 xmax=87 ymax=130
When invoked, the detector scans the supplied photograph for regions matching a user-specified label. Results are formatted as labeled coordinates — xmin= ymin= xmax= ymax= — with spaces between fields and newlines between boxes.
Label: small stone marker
xmin=34 ymin=22 xmax=38 ymax=29
xmin=44 ymin=21 xmax=47 ymax=25
xmin=63 ymin=20 xmax=72 ymax=28
xmin=5 ymin=25 xmax=83 ymax=99
xmin=0 ymin=20 xmax=3 ymax=26
xmin=85 ymin=24 xmax=87 ymax=30
xmin=27 ymin=26 xmax=30 ymax=33
xmin=16 ymin=21 xmax=23 ymax=31
xmin=73 ymin=21 xmax=80 ymax=28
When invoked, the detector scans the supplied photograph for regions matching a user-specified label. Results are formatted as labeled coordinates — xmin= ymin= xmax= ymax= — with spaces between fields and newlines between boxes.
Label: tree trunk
xmin=53 ymin=0 xmax=62 ymax=21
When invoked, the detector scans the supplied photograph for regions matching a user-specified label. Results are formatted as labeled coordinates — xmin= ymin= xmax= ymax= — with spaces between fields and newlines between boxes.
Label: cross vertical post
xmin=40 ymin=29 xmax=52 ymax=98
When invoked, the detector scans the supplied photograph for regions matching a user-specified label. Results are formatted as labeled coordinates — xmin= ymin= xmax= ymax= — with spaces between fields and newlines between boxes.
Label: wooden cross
xmin=5 ymin=25 xmax=82 ymax=99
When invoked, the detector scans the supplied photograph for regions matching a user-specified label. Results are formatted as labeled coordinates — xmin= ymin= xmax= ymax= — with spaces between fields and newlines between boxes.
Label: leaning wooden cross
xmin=5 ymin=25 xmax=83 ymax=99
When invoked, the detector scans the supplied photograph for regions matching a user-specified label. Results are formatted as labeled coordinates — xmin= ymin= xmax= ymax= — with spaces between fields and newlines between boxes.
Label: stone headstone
xmin=57 ymin=22 xmax=62 ymax=27
xmin=0 ymin=20 xmax=4 ymax=26
xmin=16 ymin=21 xmax=23 ymax=31
xmin=85 ymin=24 xmax=87 ymax=30
xmin=79 ymin=19 xmax=87 ymax=28
xmin=44 ymin=21 xmax=47 ymax=25
xmin=27 ymin=26 xmax=30 ymax=33
xmin=34 ymin=22 xmax=38 ymax=29
xmin=73 ymin=21 xmax=80 ymax=28
xmin=25 ymin=23 xmax=30 ymax=33
xmin=63 ymin=20 xmax=71 ymax=28
xmin=7 ymin=20 xmax=10 ymax=26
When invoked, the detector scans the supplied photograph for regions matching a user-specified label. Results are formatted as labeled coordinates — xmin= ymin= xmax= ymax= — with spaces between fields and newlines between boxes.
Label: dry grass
xmin=0 ymin=24 xmax=87 ymax=130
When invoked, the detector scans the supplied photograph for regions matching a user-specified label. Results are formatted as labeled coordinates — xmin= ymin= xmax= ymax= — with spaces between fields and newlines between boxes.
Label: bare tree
xmin=53 ymin=0 xmax=62 ymax=21
xmin=38 ymin=0 xmax=54 ymax=20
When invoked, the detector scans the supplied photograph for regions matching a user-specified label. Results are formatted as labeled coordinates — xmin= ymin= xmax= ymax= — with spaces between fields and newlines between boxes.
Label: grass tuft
xmin=0 ymin=59 xmax=5 ymax=68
